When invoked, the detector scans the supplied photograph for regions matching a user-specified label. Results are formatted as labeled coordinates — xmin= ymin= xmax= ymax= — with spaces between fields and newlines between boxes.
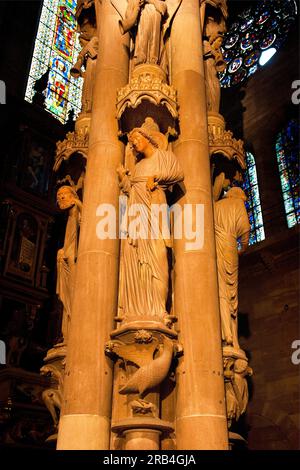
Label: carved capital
xmin=116 ymin=65 xmax=178 ymax=136
xmin=208 ymin=112 xmax=246 ymax=168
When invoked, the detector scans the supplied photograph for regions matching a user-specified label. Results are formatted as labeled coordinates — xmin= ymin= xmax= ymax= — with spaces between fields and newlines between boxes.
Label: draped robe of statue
xmin=56 ymin=191 xmax=82 ymax=342
xmin=214 ymin=187 xmax=250 ymax=348
xmin=202 ymin=0 xmax=227 ymax=113
xmin=119 ymin=148 xmax=183 ymax=321
xmin=119 ymin=0 xmax=167 ymax=66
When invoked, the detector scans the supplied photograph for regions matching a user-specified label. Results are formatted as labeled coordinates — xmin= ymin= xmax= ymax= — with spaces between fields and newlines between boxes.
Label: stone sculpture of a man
xmin=117 ymin=118 xmax=183 ymax=322
xmin=56 ymin=186 xmax=82 ymax=343
xmin=202 ymin=0 xmax=228 ymax=113
xmin=214 ymin=186 xmax=250 ymax=348
xmin=71 ymin=6 xmax=98 ymax=114
xmin=119 ymin=0 xmax=167 ymax=66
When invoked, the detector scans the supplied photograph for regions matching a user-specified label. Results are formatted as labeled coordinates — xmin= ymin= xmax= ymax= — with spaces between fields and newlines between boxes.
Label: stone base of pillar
xmin=57 ymin=414 xmax=111 ymax=450
xmin=112 ymin=417 xmax=173 ymax=450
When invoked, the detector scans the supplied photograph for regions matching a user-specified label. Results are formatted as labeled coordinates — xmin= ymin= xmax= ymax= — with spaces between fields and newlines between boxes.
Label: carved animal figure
xmin=115 ymin=336 xmax=174 ymax=397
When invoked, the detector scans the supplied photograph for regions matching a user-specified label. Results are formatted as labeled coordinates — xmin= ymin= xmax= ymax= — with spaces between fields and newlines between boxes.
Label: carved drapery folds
xmin=201 ymin=0 xmax=228 ymax=114
xmin=209 ymin=114 xmax=253 ymax=438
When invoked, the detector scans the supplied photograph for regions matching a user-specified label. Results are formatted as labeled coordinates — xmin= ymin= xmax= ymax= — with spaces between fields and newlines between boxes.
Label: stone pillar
xmin=170 ymin=0 xmax=228 ymax=450
xmin=57 ymin=0 xmax=129 ymax=450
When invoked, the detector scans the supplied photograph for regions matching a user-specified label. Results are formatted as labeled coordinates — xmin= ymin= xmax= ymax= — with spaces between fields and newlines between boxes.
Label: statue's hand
xmin=57 ymin=248 xmax=65 ymax=261
xmin=148 ymin=0 xmax=167 ymax=15
xmin=156 ymin=1 xmax=167 ymax=15
xmin=146 ymin=176 xmax=158 ymax=192
xmin=117 ymin=165 xmax=128 ymax=181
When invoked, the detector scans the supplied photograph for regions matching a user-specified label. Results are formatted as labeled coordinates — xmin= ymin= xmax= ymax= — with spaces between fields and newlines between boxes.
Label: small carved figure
xmin=71 ymin=2 xmax=98 ymax=114
xmin=107 ymin=334 xmax=174 ymax=410
xmin=202 ymin=0 xmax=228 ymax=113
xmin=214 ymin=187 xmax=250 ymax=348
xmin=56 ymin=186 xmax=82 ymax=343
xmin=41 ymin=363 xmax=64 ymax=428
xmin=224 ymin=357 xmax=252 ymax=427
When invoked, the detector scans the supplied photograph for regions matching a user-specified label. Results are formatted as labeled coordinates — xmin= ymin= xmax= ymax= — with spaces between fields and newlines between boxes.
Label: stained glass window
xmin=25 ymin=0 xmax=83 ymax=123
xmin=276 ymin=119 xmax=300 ymax=228
xmin=242 ymin=151 xmax=265 ymax=245
xmin=219 ymin=0 xmax=298 ymax=88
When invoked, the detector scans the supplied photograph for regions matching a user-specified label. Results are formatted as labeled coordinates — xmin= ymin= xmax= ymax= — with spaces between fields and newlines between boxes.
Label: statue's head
xmin=128 ymin=117 xmax=168 ymax=153
xmin=57 ymin=186 xmax=78 ymax=210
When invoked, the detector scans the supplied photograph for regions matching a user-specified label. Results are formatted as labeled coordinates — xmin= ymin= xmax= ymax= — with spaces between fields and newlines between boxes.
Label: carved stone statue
xmin=113 ymin=0 xmax=182 ymax=73
xmin=224 ymin=356 xmax=253 ymax=428
xmin=202 ymin=0 xmax=228 ymax=113
xmin=214 ymin=186 xmax=250 ymax=348
xmin=119 ymin=0 xmax=167 ymax=66
xmin=41 ymin=366 xmax=63 ymax=428
xmin=212 ymin=164 xmax=243 ymax=202
xmin=56 ymin=186 xmax=82 ymax=343
xmin=106 ymin=331 xmax=174 ymax=413
xmin=117 ymin=118 xmax=183 ymax=322
xmin=71 ymin=2 xmax=98 ymax=114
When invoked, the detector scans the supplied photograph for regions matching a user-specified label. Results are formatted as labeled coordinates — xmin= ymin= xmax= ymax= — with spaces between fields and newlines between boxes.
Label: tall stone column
xmin=170 ymin=0 xmax=229 ymax=450
xmin=57 ymin=0 xmax=129 ymax=450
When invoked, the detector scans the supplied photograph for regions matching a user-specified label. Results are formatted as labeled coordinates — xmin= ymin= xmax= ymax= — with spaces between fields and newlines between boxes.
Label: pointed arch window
xmin=242 ymin=151 xmax=265 ymax=245
xmin=276 ymin=118 xmax=300 ymax=228
xmin=25 ymin=0 xmax=82 ymax=123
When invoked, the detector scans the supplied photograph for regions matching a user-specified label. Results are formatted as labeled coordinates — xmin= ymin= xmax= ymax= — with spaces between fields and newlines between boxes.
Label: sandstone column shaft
xmin=170 ymin=0 xmax=228 ymax=450
xmin=57 ymin=1 xmax=129 ymax=450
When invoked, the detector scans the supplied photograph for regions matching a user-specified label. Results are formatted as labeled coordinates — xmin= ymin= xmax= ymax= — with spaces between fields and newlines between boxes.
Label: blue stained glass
xmin=276 ymin=119 xmax=300 ymax=228
xmin=265 ymin=17 xmax=280 ymax=31
xmin=258 ymin=10 xmax=270 ymax=25
xmin=240 ymin=36 xmax=255 ymax=52
xmin=224 ymin=33 xmax=239 ymax=49
xmin=223 ymin=50 xmax=234 ymax=64
xmin=260 ymin=33 xmax=276 ymax=50
xmin=25 ymin=0 xmax=82 ymax=123
xmin=220 ymin=0 xmax=297 ymax=88
xmin=248 ymin=64 xmax=258 ymax=76
xmin=228 ymin=57 xmax=243 ymax=73
xmin=240 ymin=18 xmax=254 ymax=32
xmin=244 ymin=50 xmax=260 ymax=67
xmin=239 ymin=151 xmax=266 ymax=245
xmin=287 ymin=213 xmax=296 ymax=228
xmin=231 ymin=68 xmax=247 ymax=86
xmin=219 ymin=75 xmax=231 ymax=88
